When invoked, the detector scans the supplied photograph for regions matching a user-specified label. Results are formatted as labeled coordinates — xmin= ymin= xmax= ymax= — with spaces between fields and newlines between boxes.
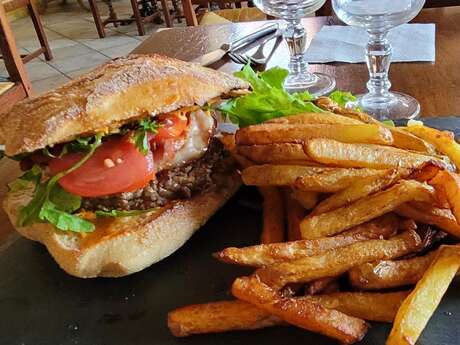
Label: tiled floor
xmin=2 ymin=0 xmax=183 ymax=94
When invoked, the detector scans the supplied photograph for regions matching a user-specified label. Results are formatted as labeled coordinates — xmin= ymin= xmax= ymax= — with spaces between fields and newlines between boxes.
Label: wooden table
xmin=133 ymin=6 xmax=460 ymax=118
xmin=0 ymin=7 xmax=459 ymax=246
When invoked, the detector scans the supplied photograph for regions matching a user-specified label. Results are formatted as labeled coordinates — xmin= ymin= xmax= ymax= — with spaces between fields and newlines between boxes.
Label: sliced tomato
xmin=154 ymin=113 xmax=188 ymax=141
xmin=49 ymin=137 xmax=155 ymax=197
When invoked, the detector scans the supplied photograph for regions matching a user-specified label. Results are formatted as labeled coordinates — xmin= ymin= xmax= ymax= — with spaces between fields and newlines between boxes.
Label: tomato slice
xmin=49 ymin=137 xmax=155 ymax=197
xmin=154 ymin=113 xmax=188 ymax=141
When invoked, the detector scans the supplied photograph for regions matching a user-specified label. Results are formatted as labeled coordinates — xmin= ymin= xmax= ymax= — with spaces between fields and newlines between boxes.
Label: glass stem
xmin=365 ymin=31 xmax=392 ymax=98
xmin=284 ymin=19 xmax=310 ymax=78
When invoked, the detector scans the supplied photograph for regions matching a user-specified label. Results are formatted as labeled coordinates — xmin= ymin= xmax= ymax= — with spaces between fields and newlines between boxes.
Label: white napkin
xmin=305 ymin=23 xmax=435 ymax=63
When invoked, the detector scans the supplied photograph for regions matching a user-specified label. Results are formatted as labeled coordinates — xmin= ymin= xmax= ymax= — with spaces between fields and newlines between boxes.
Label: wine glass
xmin=253 ymin=0 xmax=336 ymax=96
xmin=332 ymin=0 xmax=426 ymax=120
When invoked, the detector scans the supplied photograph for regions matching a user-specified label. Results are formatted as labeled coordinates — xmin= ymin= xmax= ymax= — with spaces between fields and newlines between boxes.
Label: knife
xmin=191 ymin=23 xmax=279 ymax=66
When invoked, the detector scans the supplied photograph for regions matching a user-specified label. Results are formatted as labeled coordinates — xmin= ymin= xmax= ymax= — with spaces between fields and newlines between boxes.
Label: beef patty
xmin=81 ymin=139 xmax=233 ymax=211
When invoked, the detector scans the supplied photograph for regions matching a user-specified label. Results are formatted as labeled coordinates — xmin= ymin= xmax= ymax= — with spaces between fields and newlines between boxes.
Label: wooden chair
xmin=0 ymin=8 xmax=31 ymax=110
xmin=89 ymin=0 xmax=182 ymax=38
xmin=181 ymin=0 xmax=259 ymax=25
xmin=2 ymin=0 xmax=53 ymax=62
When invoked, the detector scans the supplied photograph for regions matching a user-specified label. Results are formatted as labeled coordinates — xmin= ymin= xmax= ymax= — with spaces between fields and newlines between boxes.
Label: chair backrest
xmin=0 ymin=2 xmax=32 ymax=96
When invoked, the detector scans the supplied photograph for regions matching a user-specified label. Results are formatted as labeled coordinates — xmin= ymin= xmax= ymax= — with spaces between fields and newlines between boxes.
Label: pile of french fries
xmin=168 ymin=97 xmax=460 ymax=344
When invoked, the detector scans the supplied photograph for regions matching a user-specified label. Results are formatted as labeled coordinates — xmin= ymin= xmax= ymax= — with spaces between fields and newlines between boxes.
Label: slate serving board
xmin=1 ymin=117 xmax=460 ymax=345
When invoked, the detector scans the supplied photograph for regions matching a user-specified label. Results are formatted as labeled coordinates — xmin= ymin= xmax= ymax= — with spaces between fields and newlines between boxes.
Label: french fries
xmin=300 ymin=180 xmax=435 ymax=239
xmin=255 ymin=230 xmax=421 ymax=289
xmin=242 ymin=165 xmax=334 ymax=187
xmin=237 ymin=143 xmax=311 ymax=164
xmin=396 ymin=202 xmax=460 ymax=238
xmin=305 ymin=291 xmax=409 ymax=323
xmin=236 ymin=123 xmax=393 ymax=146
xmin=283 ymin=190 xmax=305 ymax=241
xmin=266 ymin=112 xmax=362 ymax=125
xmin=429 ymin=170 xmax=460 ymax=224
xmin=311 ymin=168 xmax=409 ymax=215
xmin=259 ymin=187 xmax=285 ymax=244
xmin=405 ymin=124 xmax=460 ymax=168
xmin=232 ymin=275 xmax=368 ymax=344
xmin=305 ymin=139 xmax=446 ymax=170
xmin=294 ymin=168 xmax=391 ymax=193
xmin=171 ymin=98 xmax=460 ymax=344
xmin=348 ymin=251 xmax=437 ymax=290
xmin=314 ymin=97 xmax=434 ymax=153
xmin=290 ymin=189 xmax=319 ymax=210
xmin=168 ymin=300 xmax=282 ymax=336
xmin=168 ymin=290 xmax=410 ymax=337
xmin=387 ymin=246 xmax=460 ymax=345
xmin=215 ymin=214 xmax=399 ymax=267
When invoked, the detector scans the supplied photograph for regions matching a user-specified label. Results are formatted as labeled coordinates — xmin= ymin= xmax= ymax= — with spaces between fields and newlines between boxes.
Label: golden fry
xmin=306 ymin=277 xmax=338 ymax=295
xmin=300 ymin=180 xmax=435 ymax=239
xmin=405 ymin=124 xmax=460 ymax=168
xmin=290 ymin=189 xmax=319 ymax=210
xmin=168 ymin=300 xmax=281 ymax=337
xmin=237 ymin=143 xmax=311 ymax=164
xmin=232 ymin=275 xmax=368 ymax=344
xmin=387 ymin=246 xmax=460 ymax=345
xmin=314 ymin=97 xmax=434 ymax=153
xmin=258 ymin=187 xmax=285 ymax=244
xmin=430 ymin=170 xmax=460 ymax=224
xmin=255 ymin=230 xmax=421 ymax=289
xmin=305 ymin=291 xmax=410 ymax=323
xmin=396 ymin=202 xmax=460 ymax=238
xmin=348 ymin=251 xmax=437 ymax=290
xmin=235 ymin=123 xmax=393 ymax=146
xmin=305 ymin=139 xmax=445 ymax=170
xmin=265 ymin=112 xmax=362 ymax=125
xmin=311 ymin=169 xmax=409 ymax=215
xmin=214 ymin=215 xmax=399 ymax=267
xmin=168 ymin=290 xmax=409 ymax=337
xmin=294 ymin=168 xmax=391 ymax=193
xmin=242 ymin=164 xmax=340 ymax=187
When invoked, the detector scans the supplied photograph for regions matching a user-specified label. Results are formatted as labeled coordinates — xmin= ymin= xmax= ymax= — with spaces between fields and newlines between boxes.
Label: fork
xmin=228 ymin=30 xmax=281 ymax=66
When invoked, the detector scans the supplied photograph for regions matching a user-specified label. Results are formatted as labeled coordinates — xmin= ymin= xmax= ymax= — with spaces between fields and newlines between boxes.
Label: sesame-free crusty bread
xmin=0 ymin=54 xmax=249 ymax=156
xmin=3 ymin=172 xmax=240 ymax=278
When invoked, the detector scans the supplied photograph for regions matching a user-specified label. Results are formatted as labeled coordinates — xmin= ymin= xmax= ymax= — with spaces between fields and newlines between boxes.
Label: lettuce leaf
xmin=17 ymin=135 xmax=103 ymax=233
xmin=328 ymin=90 xmax=357 ymax=108
xmin=219 ymin=65 xmax=323 ymax=127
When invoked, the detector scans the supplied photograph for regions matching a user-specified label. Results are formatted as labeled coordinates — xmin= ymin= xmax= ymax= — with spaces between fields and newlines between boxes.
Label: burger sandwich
xmin=0 ymin=54 xmax=249 ymax=278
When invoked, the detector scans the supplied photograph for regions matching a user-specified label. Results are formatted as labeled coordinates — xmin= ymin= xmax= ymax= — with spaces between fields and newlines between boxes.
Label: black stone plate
xmin=1 ymin=117 xmax=460 ymax=345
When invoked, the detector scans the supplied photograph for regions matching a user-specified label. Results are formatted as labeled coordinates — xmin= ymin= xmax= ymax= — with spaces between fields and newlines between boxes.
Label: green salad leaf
xmin=219 ymin=65 xmax=324 ymax=127
xmin=17 ymin=134 xmax=103 ymax=233
xmin=328 ymin=90 xmax=357 ymax=108
xmin=8 ymin=165 xmax=42 ymax=192
xmin=95 ymin=208 xmax=159 ymax=217
xmin=133 ymin=118 xmax=161 ymax=155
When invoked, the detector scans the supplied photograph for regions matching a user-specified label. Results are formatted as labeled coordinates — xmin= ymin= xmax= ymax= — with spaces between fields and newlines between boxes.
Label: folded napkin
xmin=305 ymin=23 xmax=435 ymax=63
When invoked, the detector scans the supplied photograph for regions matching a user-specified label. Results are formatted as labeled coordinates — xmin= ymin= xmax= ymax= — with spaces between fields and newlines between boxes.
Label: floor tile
xmin=42 ymin=43 xmax=94 ymax=61
xmin=98 ymin=40 xmax=140 ymax=58
xmin=25 ymin=60 xmax=62 ymax=81
xmin=78 ymin=33 xmax=139 ymax=50
xmin=47 ymin=50 xmax=109 ymax=73
xmin=31 ymin=74 xmax=71 ymax=95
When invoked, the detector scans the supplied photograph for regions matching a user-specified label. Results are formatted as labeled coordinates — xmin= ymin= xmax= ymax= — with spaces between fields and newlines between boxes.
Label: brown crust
xmin=0 ymin=54 xmax=249 ymax=156
xmin=3 ymin=173 xmax=241 ymax=278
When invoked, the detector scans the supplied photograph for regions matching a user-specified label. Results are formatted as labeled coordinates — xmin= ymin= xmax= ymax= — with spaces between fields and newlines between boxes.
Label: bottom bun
xmin=3 ymin=174 xmax=240 ymax=278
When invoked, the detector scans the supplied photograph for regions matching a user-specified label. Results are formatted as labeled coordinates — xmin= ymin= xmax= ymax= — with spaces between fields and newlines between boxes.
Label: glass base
xmin=352 ymin=91 xmax=420 ymax=121
xmin=284 ymin=72 xmax=336 ymax=97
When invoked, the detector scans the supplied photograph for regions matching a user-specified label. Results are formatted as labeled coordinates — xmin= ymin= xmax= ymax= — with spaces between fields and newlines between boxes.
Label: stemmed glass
xmin=252 ymin=0 xmax=336 ymax=96
xmin=332 ymin=0 xmax=426 ymax=120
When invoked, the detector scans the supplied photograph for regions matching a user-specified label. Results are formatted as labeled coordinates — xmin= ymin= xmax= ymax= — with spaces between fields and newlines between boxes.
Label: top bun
xmin=0 ymin=54 xmax=249 ymax=156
